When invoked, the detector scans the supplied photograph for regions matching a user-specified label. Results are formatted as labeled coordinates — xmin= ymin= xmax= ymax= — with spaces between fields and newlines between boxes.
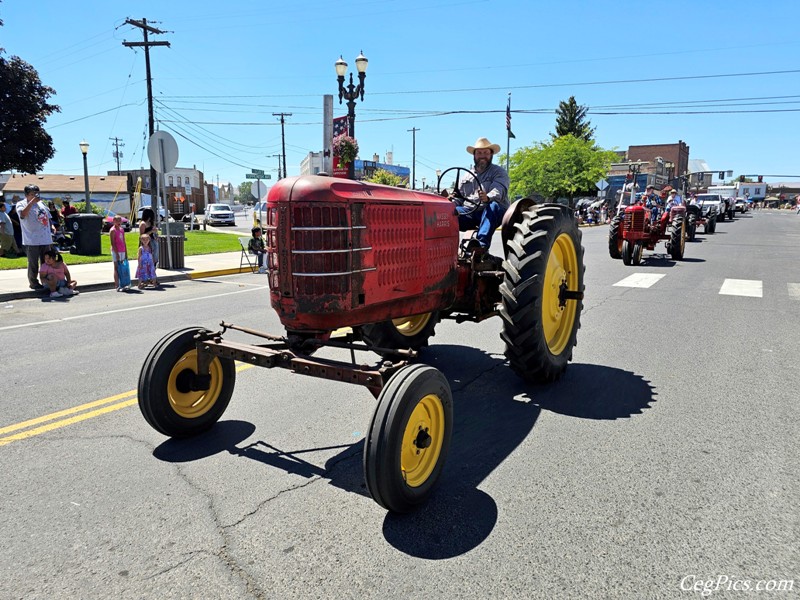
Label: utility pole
xmin=109 ymin=137 xmax=125 ymax=173
xmin=273 ymin=113 xmax=291 ymax=180
xmin=123 ymin=18 xmax=169 ymax=217
xmin=407 ymin=127 xmax=419 ymax=189
xmin=268 ymin=154 xmax=282 ymax=179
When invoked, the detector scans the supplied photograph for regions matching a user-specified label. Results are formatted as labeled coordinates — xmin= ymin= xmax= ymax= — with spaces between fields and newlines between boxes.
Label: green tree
xmin=365 ymin=168 xmax=405 ymax=187
xmin=0 ymin=48 xmax=60 ymax=173
xmin=508 ymin=134 xmax=618 ymax=205
xmin=552 ymin=96 xmax=594 ymax=142
xmin=237 ymin=181 xmax=253 ymax=203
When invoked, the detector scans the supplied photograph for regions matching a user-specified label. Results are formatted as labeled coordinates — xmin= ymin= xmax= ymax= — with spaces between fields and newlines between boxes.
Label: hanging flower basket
xmin=333 ymin=134 xmax=359 ymax=167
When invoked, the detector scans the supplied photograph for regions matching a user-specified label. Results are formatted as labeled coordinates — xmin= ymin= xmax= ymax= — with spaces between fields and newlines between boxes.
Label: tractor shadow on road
xmin=641 ymin=254 xmax=706 ymax=266
xmin=380 ymin=345 xmax=656 ymax=559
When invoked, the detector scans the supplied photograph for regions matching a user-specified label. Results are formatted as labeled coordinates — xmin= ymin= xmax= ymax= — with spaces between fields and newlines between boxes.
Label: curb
xmin=0 ymin=268 xmax=247 ymax=303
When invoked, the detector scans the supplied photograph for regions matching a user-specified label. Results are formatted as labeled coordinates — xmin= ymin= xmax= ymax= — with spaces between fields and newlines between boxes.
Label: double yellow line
xmin=0 ymin=391 xmax=138 ymax=446
xmin=0 ymin=363 xmax=256 ymax=447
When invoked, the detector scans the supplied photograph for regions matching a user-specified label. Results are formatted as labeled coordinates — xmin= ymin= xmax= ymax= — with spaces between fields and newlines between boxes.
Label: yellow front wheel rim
xmin=542 ymin=233 xmax=579 ymax=355
xmin=167 ymin=350 xmax=224 ymax=419
xmin=401 ymin=394 xmax=445 ymax=488
xmin=392 ymin=313 xmax=432 ymax=337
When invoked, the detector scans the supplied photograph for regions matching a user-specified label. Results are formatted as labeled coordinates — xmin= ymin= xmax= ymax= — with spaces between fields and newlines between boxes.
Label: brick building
xmin=627 ymin=141 xmax=690 ymax=178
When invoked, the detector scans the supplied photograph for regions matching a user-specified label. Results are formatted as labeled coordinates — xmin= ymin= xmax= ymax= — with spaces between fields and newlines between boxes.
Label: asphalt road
xmin=1 ymin=209 xmax=797 ymax=599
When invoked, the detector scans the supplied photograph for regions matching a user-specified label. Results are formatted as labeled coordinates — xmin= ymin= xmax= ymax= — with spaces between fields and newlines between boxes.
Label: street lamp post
xmin=335 ymin=51 xmax=368 ymax=180
xmin=79 ymin=140 xmax=91 ymax=213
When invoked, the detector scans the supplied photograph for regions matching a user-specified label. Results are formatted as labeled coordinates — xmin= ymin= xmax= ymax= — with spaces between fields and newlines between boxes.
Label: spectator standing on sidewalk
xmin=139 ymin=208 xmax=159 ymax=268
xmin=136 ymin=233 xmax=158 ymax=288
xmin=0 ymin=201 xmax=23 ymax=257
xmin=109 ymin=215 xmax=129 ymax=291
xmin=16 ymin=185 xmax=53 ymax=290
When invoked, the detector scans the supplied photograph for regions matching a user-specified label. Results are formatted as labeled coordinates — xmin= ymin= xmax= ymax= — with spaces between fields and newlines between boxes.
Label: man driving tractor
xmin=448 ymin=137 xmax=510 ymax=270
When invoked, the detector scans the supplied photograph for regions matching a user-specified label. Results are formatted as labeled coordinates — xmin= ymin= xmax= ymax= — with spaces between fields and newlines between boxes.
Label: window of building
xmin=185 ymin=177 xmax=190 ymax=185
xmin=168 ymin=176 xmax=174 ymax=186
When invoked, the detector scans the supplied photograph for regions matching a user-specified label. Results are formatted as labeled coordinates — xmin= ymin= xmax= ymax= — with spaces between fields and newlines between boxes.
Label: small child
xmin=248 ymin=226 xmax=266 ymax=273
xmin=39 ymin=249 xmax=78 ymax=298
xmin=136 ymin=233 xmax=158 ymax=288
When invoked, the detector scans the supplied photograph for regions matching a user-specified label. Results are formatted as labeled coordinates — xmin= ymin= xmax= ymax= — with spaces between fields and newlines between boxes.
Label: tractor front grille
xmin=266 ymin=204 xmax=373 ymax=298
xmin=623 ymin=210 xmax=645 ymax=232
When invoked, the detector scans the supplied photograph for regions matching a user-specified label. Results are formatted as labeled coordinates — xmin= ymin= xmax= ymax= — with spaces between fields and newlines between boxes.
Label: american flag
xmin=506 ymin=94 xmax=515 ymax=139
xmin=333 ymin=115 xmax=349 ymax=139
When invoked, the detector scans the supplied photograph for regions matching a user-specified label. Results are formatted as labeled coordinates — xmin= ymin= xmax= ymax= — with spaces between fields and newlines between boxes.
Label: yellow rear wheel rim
xmin=542 ymin=233 xmax=579 ymax=355
xmin=392 ymin=313 xmax=432 ymax=337
xmin=167 ymin=350 xmax=224 ymax=419
xmin=401 ymin=393 xmax=445 ymax=488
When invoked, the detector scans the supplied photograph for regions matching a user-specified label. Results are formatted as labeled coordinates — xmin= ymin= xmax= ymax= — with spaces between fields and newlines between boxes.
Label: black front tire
xmin=364 ymin=364 xmax=453 ymax=513
xmin=138 ymin=327 xmax=236 ymax=437
xmin=499 ymin=205 xmax=584 ymax=383
xmin=622 ymin=239 xmax=633 ymax=265
xmin=359 ymin=312 xmax=439 ymax=357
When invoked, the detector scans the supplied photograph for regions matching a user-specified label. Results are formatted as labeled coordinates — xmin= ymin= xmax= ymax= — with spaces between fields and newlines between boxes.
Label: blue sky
xmin=3 ymin=0 xmax=799 ymax=190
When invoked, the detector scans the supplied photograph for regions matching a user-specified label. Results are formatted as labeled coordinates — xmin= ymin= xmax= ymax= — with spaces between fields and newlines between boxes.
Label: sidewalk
xmin=0 ymin=251 xmax=250 ymax=303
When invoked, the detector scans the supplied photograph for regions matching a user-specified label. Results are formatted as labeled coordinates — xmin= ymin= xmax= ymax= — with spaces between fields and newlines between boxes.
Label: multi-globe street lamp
xmin=79 ymin=140 xmax=92 ymax=213
xmin=335 ymin=51 xmax=368 ymax=179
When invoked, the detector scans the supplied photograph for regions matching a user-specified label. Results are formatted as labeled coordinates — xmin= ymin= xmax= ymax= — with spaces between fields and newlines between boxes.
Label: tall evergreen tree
xmin=552 ymin=96 xmax=595 ymax=142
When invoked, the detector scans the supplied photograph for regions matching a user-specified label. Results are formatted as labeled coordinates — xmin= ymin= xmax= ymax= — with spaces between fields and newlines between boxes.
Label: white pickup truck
xmin=695 ymin=193 xmax=727 ymax=222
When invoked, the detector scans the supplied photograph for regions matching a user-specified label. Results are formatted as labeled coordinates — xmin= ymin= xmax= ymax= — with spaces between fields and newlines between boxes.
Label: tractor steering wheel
xmin=437 ymin=167 xmax=485 ymax=216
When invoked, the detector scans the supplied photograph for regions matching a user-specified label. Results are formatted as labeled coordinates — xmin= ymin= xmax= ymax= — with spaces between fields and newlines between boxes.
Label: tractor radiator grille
xmin=623 ymin=211 xmax=645 ymax=232
xmin=266 ymin=204 xmax=373 ymax=298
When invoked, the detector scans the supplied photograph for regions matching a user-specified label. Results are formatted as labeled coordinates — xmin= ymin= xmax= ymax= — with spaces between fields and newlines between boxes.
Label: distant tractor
xmin=138 ymin=173 xmax=585 ymax=513
xmin=608 ymin=203 xmax=686 ymax=265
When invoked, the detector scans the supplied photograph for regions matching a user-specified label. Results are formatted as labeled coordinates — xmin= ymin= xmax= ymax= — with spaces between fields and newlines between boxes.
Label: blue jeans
xmin=456 ymin=201 xmax=505 ymax=249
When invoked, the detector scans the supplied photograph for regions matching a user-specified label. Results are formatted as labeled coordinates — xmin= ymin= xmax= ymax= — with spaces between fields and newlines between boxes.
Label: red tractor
xmin=608 ymin=202 xmax=686 ymax=265
xmin=138 ymin=173 xmax=585 ymax=513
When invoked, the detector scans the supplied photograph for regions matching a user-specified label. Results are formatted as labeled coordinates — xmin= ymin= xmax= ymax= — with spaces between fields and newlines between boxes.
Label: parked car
xmin=204 ymin=203 xmax=236 ymax=226
xmin=253 ymin=201 xmax=267 ymax=228
xmin=135 ymin=206 xmax=169 ymax=225
xmin=100 ymin=209 xmax=131 ymax=233
xmin=734 ymin=197 xmax=749 ymax=213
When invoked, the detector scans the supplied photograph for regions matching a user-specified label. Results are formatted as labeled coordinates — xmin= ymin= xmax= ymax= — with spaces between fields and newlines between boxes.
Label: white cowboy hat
xmin=467 ymin=137 xmax=501 ymax=154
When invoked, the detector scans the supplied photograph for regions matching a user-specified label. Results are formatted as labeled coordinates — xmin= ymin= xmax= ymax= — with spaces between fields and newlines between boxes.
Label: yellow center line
xmin=0 ymin=362 xmax=256 ymax=447
xmin=0 ymin=400 xmax=138 ymax=446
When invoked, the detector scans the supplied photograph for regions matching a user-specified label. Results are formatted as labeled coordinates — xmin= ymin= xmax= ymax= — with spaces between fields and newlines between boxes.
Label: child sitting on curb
xmin=39 ymin=249 xmax=78 ymax=298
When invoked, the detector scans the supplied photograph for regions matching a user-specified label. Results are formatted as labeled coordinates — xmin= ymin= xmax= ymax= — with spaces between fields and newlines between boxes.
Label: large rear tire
xmin=364 ymin=364 xmax=453 ymax=513
xmin=687 ymin=213 xmax=697 ymax=241
xmin=138 ymin=327 xmax=236 ymax=437
xmin=499 ymin=205 xmax=584 ymax=383
xmin=359 ymin=312 xmax=439 ymax=357
xmin=669 ymin=215 xmax=686 ymax=260
xmin=608 ymin=215 xmax=623 ymax=259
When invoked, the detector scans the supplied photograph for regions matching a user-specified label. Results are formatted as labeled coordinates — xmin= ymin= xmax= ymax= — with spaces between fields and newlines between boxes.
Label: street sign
xmin=596 ymin=178 xmax=609 ymax=191
xmin=147 ymin=131 xmax=179 ymax=173
xmin=245 ymin=173 xmax=271 ymax=179
xmin=251 ymin=168 xmax=265 ymax=176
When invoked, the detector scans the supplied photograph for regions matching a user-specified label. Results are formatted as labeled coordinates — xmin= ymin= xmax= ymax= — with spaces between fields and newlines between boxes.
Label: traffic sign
xmin=595 ymin=178 xmax=609 ymax=191
xmin=147 ymin=131 xmax=179 ymax=173
xmin=251 ymin=168 xmax=265 ymax=176
xmin=245 ymin=173 xmax=271 ymax=179
xmin=251 ymin=180 xmax=267 ymax=199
